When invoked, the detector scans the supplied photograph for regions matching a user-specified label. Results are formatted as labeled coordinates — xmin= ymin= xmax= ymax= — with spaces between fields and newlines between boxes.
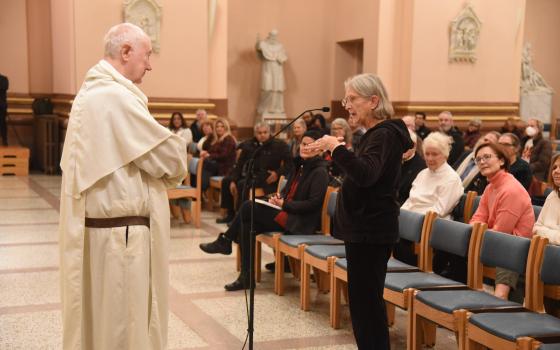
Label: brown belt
xmin=85 ymin=216 xmax=150 ymax=229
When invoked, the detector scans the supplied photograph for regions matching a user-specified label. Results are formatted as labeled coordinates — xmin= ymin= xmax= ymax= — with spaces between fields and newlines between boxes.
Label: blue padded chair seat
xmin=387 ymin=258 xmax=419 ymax=272
xmin=469 ymin=312 xmax=560 ymax=342
xmin=279 ymin=235 xmax=343 ymax=248
xmin=335 ymin=258 xmax=347 ymax=270
xmin=384 ymin=272 xmax=464 ymax=292
xmin=305 ymin=245 xmax=346 ymax=260
xmin=415 ymin=290 xmax=519 ymax=314
xmin=176 ymin=185 xmax=194 ymax=190
xmin=539 ymin=344 xmax=560 ymax=350
xmin=210 ymin=176 xmax=224 ymax=182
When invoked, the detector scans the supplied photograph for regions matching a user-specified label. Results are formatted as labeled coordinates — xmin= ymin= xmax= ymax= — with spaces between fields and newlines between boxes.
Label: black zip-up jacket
xmin=280 ymin=156 xmax=329 ymax=236
xmin=331 ymin=119 xmax=413 ymax=244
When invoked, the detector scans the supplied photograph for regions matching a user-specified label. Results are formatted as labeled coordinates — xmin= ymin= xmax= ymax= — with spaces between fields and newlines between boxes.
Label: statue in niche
xmin=123 ymin=0 xmax=162 ymax=53
xmin=521 ymin=43 xmax=553 ymax=94
xmin=256 ymin=30 xmax=288 ymax=116
xmin=449 ymin=3 xmax=481 ymax=63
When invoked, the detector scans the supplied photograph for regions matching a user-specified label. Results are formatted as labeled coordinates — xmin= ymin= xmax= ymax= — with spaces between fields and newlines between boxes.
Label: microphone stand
xmin=245 ymin=107 xmax=329 ymax=349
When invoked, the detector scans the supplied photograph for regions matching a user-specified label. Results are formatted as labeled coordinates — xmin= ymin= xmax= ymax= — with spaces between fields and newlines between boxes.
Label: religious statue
xmin=449 ymin=4 xmax=481 ymax=63
xmin=521 ymin=43 xmax=553 ymax=94
xmin=256 ymin=30 xmax=288 ymax=116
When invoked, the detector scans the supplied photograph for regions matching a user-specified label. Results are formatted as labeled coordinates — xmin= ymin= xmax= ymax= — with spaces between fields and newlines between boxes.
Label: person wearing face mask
xmin=199 ymin=129 xmax=328 ymax=291
xmin=534 ymin=153 xmax=560 ymax=244
xmin=522 ymin=118 xmax=552 ymax=181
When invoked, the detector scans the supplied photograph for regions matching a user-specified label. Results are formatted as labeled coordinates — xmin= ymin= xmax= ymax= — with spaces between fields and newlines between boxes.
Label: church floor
xmin=0 ymin=175 xmax=458 ymax=350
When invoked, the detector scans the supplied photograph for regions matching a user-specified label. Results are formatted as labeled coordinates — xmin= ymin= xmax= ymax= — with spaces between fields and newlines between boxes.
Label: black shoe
xmin=264 ymin=258 xmax=291 ymax=273
xmin=216 ymin=215 xmax=233 ymax=224
xmin=199 ymin=233 xmax=232 ymax=255
xmin=224 ymin=274 xmax=250 ymax=291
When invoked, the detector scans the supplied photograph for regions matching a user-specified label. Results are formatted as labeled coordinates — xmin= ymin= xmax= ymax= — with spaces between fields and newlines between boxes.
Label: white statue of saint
xmin=256 ymin=30 xmax=288 ymax=116
xmin=521 ymin=43 xmax=553 ymax=94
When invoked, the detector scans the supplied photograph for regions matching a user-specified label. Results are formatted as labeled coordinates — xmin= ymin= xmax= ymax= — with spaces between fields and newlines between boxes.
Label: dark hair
xmin=311 ymin=114 xmax=327 ymax=130
xmin=303 ymin=129 xmax=324 ymax=140
xmin=474 ymin=142 xmax=510 ymax=171
xmin=548 ymin=153 xmax=560 ymax=196
xmin=415 ymin=112 xmax=426 ymax=119
xmin=168 ymin=112 xmax=187 ymax=130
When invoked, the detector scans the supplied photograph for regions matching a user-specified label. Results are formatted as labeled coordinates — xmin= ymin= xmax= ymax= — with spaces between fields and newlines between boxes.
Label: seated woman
xmin=397 ymin=130 xmax=425 ymax=206
xmin=168 ymin=111 xmax=193 ymax=146
xmin=402 ymin=132 xmax=463 ymax=218
xmin=287 ymin=119 xmax=307 ymax=159
xmin=522 ymin=118 xmax=552 ymax=181
xmin=168 ymin=112 xmax=193 ymax=223
xmin=534 ymin=153 xmax=560 ymax=244
xmin=470 ymin=142 xmax=534 ymax=300
xmin=327 ymin=118 xmax=353 ymax=186
xmin=199 ymin=118 xmax=237 ymax=191
xmin=195 ymin=119 xmax=214 ymax=154
xmin=398 ymin=132 xmax=463 ymax=268
xmin=199 ymin=129 xmax=329 ymax=291
xmin=498 ymin=133 xmax=532 ymax=190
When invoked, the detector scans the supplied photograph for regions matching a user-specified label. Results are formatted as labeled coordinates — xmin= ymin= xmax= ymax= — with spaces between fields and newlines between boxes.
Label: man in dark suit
xmin=0 ymin=73 xmax=8 ymax=146
xmin=438 ymin=110 xmax=464 ymax=165
xmin=216 ymin=122 xmax=292 ymax=223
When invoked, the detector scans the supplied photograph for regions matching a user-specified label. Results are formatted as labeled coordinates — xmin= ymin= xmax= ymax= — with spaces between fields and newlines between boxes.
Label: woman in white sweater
xmin=534 ymin=153 xmax=560 ymax=244
xmin=402 ymin=131 xmax=464 ymax=218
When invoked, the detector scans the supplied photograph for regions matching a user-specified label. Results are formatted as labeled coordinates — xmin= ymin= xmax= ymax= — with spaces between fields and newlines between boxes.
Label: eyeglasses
xmin=499 ymin=142 xmax=514 ymax=147
xmin=474 ymin=154 xmax=496 ymax=165
xmin=341 ymin=95 xmax=365 ymax=108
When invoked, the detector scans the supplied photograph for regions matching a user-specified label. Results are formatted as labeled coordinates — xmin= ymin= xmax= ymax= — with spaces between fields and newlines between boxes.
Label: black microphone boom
xmin=269 ymin=106 xmax=330 ymax=140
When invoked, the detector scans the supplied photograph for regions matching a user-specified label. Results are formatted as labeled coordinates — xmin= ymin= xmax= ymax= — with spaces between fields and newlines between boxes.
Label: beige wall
xmin=0 ymin=0 xmax=29 ymax=93
xmin=27 ymin=0 xmax=53 ymax=94
xmin=524 ymin=0 xmax=560 ymax=118
xmin=406 ymin=0 xmax=526 ymax=103
xmin=227 ymin=0 xmax=334 ymax=127
xmin=51 ymin=0 xmax=77 ymax=95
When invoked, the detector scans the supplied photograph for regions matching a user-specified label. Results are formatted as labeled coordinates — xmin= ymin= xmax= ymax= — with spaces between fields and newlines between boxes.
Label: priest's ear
xmin=120 ymin=44 xmax=133 ymax=62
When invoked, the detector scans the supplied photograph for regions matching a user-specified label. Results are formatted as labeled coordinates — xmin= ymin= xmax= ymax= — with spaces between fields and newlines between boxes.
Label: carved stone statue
xmin=449 ymin=4 xmax=481 ymax=63
xmin=520 ymin=43 xmax=553 ymax=123
xmin=521 ymin=43 xmax=553 ymax=94
xmin=123 ymin=0 xmax=162 ymax=53
xmin=256 ymin=30 xmax=288 ymax=116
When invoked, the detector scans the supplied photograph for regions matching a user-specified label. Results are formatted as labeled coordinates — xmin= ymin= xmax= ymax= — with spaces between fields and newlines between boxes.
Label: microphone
xmin=321 ymin=106 xmax=330 ymax=112
xmin=306 ymin=107 xmax=330 ymax=113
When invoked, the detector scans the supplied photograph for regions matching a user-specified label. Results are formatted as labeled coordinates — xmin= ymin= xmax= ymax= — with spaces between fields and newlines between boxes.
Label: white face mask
xmin=526 ymin=126 xmax=538 ymax=137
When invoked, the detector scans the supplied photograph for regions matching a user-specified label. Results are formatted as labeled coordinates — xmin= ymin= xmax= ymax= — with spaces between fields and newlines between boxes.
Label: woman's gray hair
xmin=253 ymin=121 xmax=271 ymax=133
xmin=104 ymin=23 xmax=148 ymax=58
xmin=331 ymin=118 xmax=353 ymax=145
xmin=422 ymin=132 xmax=452 ymax=158
xmin=344 ymin=73 xmax=394 ymax=120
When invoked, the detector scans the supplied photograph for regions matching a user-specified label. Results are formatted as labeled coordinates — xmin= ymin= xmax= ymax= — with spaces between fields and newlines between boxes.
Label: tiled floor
xmin=0 ymin=175 xmax=458 ymax=349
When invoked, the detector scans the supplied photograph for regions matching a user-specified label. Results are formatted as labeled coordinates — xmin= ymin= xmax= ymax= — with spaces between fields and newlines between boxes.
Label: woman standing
xmin=308 ymin=73 xmax=413 ymax=349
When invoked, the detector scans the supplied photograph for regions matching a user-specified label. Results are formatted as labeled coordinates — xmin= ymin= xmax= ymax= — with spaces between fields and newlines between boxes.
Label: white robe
xmin=59 ymin=59 xmax=187 ymax=350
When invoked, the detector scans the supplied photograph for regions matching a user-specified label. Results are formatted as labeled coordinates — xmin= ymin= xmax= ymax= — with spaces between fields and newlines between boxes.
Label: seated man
xmin=200 ymin=130 xmax=328 ymax=291
xmin=437 ymin=111 xmax=465 ymax=166
xmin=216 ymin=122 xmax=292 ymax=223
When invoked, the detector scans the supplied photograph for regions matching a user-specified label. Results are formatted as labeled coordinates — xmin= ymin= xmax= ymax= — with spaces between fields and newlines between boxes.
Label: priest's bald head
xmin=103 ymin=23 xmax=152 ymax=84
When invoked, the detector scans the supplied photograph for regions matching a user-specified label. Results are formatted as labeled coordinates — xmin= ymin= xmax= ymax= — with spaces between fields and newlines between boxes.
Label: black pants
xmin=220 ymin=176 xmax=248 ymax=215
xmin=224 ymin=200 xmax=283 ymax=274
xmin=0 ymin=107 xmax=7 ymax=145
xmin=345 ymin=241 xmax=393 ymax=350
xmin=200 ymin=159 xmax=220 ymax=192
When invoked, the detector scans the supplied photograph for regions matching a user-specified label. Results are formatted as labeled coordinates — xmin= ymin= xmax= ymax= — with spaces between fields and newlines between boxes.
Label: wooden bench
xmin=0 ymin=146 xmax=30 ymax=176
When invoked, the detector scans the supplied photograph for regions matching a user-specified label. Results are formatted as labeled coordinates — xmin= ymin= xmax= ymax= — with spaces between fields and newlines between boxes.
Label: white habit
xmin=59 ymin=59 xmax=187 ymax=349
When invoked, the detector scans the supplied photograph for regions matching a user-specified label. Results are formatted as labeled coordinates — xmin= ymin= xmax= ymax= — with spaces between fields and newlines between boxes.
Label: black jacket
xmin=397 ymin=152 xmax=426 ymax=205
xmin=231 ymin=137 xmax=293 ymax=192
xmin=190 ymin=121 xmax=204 ymax=143
xmin=0 ymin=74 xmax=8 ymax=110
xmin=445 ymin=127 xmax=465 ymax=166
xmin=281 ymin=156 xmax=329 ymax=236
xmin=332 ymin=119 xmax=413 ymax=244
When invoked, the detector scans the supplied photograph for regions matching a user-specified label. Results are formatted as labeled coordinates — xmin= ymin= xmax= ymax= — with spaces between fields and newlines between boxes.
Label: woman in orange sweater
xmin=470 ymin=142 xmax=534 ymax=300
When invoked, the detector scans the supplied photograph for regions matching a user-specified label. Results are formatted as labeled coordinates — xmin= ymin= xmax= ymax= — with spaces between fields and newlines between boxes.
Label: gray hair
xmin=331 ymin=118 xmax=353 ymax=145
xmin=254 ymin=122 xmax=271 ymax=133
xmin=344 ymin=73 xmax=394 ymax=120
xmin=439 ymin=111 xmax=453 ymax=119
xmin=104 ymin=23 xmax=148 ymax=58
xmin=423 ymin=132 xmax=452 ymax=158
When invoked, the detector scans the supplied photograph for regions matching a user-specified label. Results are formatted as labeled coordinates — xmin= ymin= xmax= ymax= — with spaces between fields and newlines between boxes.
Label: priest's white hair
xmin=103 ymin=23 xmax=148 ymax=58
